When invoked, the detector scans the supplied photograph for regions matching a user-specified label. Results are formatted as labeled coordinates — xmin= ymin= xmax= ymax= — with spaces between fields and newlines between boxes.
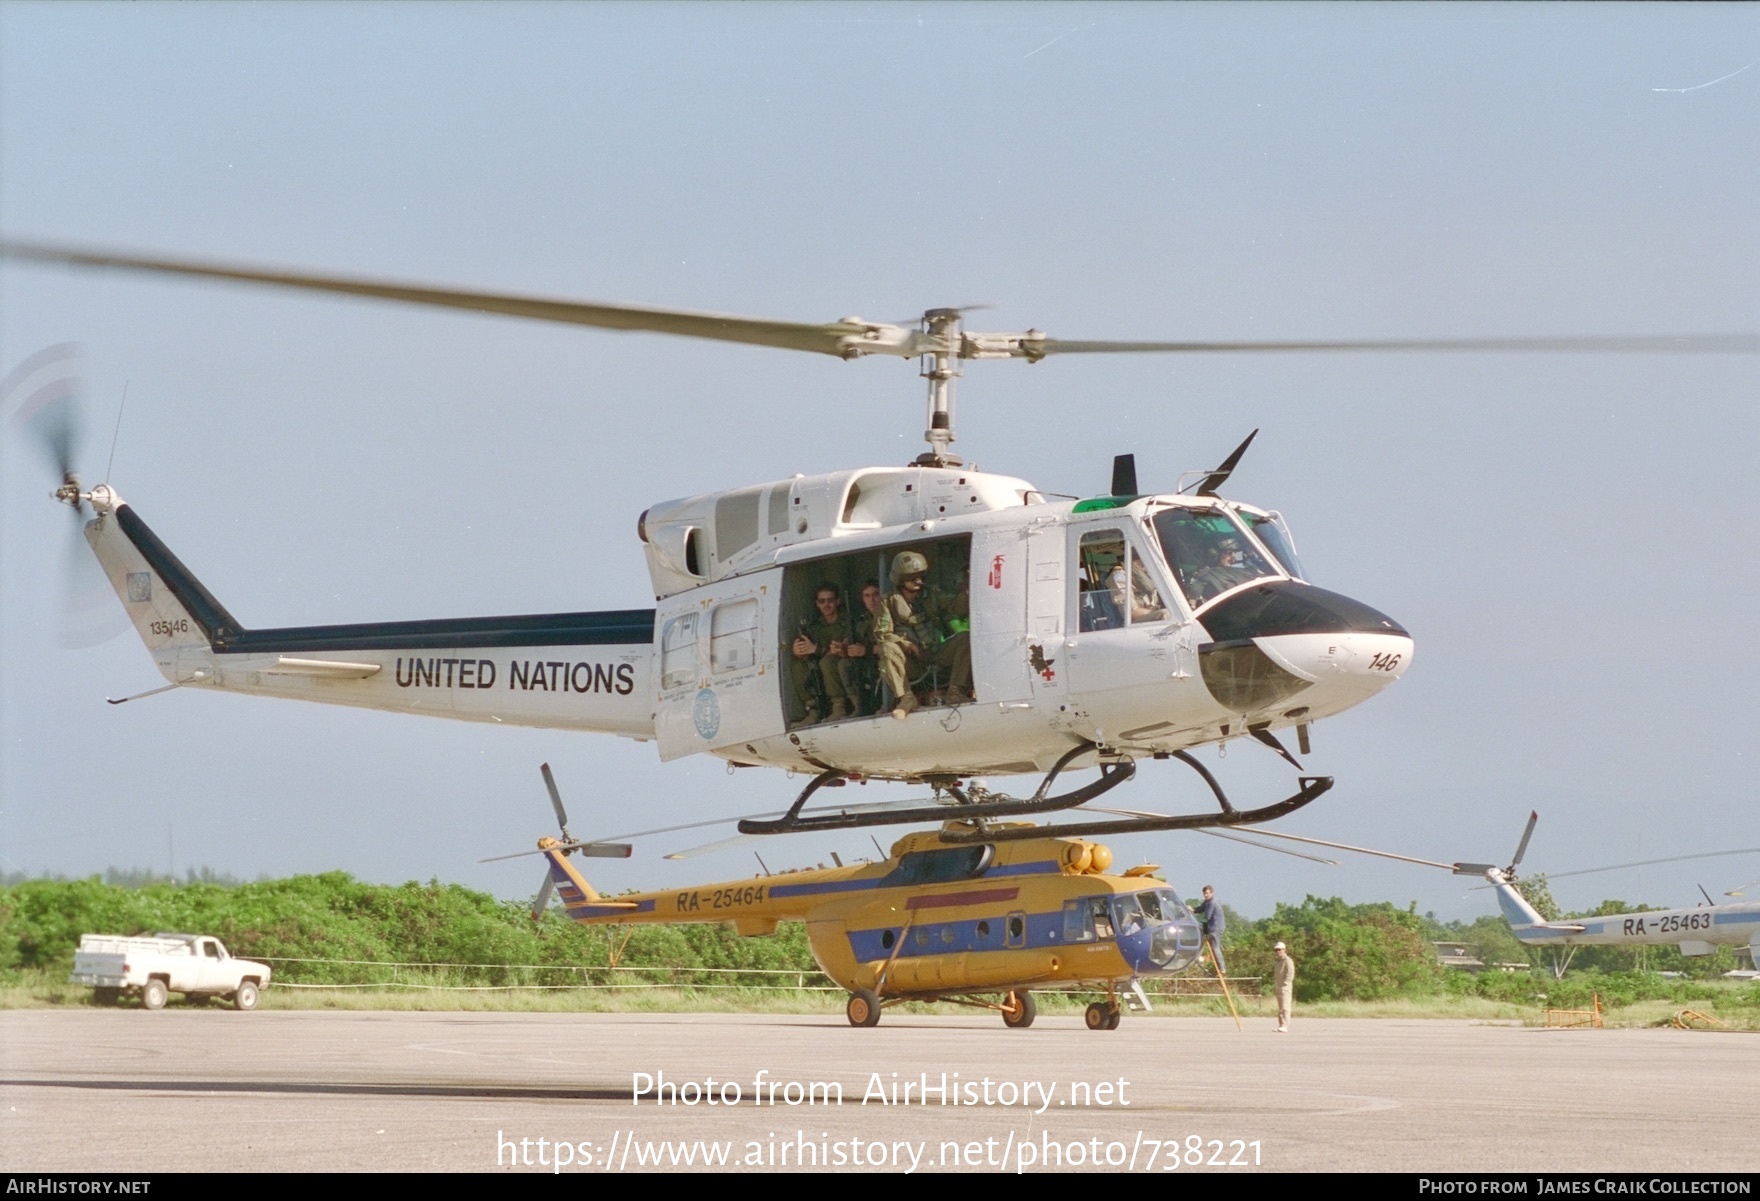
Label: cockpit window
xmin=1151 ymin=507 xmax=1279 ymax=609
xmin=1111 ymin=893 xmax=1147 ymax=936
xmin=1240 ymin=511 xmax=1306 ymax=581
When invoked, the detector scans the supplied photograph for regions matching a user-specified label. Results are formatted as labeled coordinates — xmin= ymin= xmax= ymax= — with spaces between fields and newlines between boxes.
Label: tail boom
xmin=82 ymin=488 xmax=658 ymax=738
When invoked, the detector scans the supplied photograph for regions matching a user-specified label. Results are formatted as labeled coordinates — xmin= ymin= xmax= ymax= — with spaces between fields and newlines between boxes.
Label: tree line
xmin=0 ymin=870 xmax=1751 ymax=1008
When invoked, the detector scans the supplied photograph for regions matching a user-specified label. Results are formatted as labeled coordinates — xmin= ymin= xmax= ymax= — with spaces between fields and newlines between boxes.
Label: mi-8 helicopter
xmin=496 ymin=763 xmax=1209 ymax=1030
xmin=9 ymin=240 xmax=1751 ymax=840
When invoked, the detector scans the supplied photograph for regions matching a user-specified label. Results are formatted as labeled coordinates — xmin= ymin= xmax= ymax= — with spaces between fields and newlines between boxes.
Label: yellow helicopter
xmin=9 ymin=240 xmax=1751 ymax=842
xmin=495 ymin=764 xmax=1209 ymax=1029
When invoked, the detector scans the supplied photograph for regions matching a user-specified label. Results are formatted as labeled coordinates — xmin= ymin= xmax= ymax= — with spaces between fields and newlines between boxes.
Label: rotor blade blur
xmin=665 ymin=834 xmax=756 ymax=861
xmin=540 ymin=763 xmax=569 ymax=838
xmin=2 ymin=342 xmax=83 ymax=478
xmin=1193 ymin=827 xmax=1339 ymax=865
xmin=1033 ymin=334 xmax=1760 ymax=356
xmin=60 ymin=526 xmax=132 ymax=648
xmin=0 ymin=241 xmax=910 ymax=358
xmin=1539 ymin=846 xmax=1760 ymax=883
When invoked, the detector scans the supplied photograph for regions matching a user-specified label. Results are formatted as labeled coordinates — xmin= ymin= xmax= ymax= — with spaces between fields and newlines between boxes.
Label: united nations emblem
xmin=692 ymin=688 xmax=721 ymax=741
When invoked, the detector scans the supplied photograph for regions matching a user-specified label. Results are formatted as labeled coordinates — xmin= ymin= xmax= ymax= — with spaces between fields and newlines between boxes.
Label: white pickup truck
xmin=70 ymin=933 xmax=272 ymax=1010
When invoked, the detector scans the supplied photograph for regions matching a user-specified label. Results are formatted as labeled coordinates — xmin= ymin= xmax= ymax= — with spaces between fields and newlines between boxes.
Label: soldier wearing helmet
xmin=874 ymin=549 xmax=972 ymax=719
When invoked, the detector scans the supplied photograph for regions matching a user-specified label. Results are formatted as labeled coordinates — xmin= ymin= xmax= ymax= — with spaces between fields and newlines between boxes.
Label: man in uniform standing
xmin=875 ymin=551 xmax=972 ymax=719
xmin=1273 ymin=941 xmax=1296 ymax=1033
xmin=789 ymin=584 xmax=859 ymax=723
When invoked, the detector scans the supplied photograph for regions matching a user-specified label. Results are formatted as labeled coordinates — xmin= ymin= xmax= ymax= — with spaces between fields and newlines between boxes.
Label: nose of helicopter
xmin=1196 ymin=581 xmax=1413 ymax=710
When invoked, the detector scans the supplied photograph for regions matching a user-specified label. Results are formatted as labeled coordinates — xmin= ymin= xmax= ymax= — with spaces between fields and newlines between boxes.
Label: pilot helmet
xmin=890 ymin=550 xmax=929 ymax=584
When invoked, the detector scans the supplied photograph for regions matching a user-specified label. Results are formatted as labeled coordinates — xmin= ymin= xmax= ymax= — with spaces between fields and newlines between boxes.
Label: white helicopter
xmin=8 ymin=241 xmax=1753 ymax=841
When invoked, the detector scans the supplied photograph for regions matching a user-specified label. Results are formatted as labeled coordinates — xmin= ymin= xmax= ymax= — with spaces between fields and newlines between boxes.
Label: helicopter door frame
xmin=1023 ymin=516 xmax=1067 ymax=707
xmin=653 ymin=571 xmax=784 ymax=761
xmin=969 ymin=526 xmax=1032 ymax=703
xmin=1063 ymin=522 xmax=1180 ymax=734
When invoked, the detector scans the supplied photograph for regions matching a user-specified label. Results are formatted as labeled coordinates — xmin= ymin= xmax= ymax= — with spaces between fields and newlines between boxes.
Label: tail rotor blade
xmin=531 ymin=874 xmax=555 ymax=921
xmin=540 ymin=763 xmax=571 ymax=841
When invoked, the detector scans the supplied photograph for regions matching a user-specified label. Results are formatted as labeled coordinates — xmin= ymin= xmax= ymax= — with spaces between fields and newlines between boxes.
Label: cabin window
xmin=1006 ymin=913 xmax=1026 ymax=947
xmin=659 ymin=613 xmax=699 ymax=691
xmin=1089 ymin=896 xmax=1115 ymax=940
xmin=709 ymin=599 xmax=759 ymax=675
xmin=1077 ymin=529 xmax=1169 ymax=632
xmin=1062 ymin=899 xmax=1095 ymax=943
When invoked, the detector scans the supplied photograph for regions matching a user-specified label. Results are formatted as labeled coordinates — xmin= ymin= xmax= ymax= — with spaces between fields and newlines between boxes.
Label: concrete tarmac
xmin=2 ymin=1008 xmax=1755 ymax=1173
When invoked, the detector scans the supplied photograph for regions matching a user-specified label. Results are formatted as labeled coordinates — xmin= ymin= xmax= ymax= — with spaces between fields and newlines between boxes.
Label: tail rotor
xmin=479 ymin=763 xmax=632 ymax=919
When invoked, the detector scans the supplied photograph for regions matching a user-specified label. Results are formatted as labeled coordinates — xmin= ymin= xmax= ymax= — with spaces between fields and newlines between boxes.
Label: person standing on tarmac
xmin=1273 ymin=941 xmax=1296 ymax=1033
xmin=1194 ymin=885 xmax=1226 ymax=975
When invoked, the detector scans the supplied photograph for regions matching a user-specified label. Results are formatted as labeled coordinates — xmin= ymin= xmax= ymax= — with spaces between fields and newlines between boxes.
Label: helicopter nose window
xmin=1241 ymin=511 xmax=1306 ymax=581
xmin=1151 ymin=507 xmax=1278 ymax=610
xmin=1077 ymin=530 xmax=1169 ymax=632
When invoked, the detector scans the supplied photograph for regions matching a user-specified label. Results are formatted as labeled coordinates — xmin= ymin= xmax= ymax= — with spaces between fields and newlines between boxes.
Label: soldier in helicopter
xmin=875 ymin=551 xmax=973 ymax=719
xmin=789 ymin=582 xmax=860 ymax=724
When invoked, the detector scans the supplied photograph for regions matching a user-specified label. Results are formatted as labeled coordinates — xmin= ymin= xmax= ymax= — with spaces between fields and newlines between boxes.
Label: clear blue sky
xmin=2 ymin=3 xmax=1756 ymax=920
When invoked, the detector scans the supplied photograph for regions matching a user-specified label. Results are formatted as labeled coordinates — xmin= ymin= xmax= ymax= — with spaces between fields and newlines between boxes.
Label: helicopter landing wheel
xmin=1085 ymin=1001 xmax=1121 ymax=1031
xmin=846 ymin=988 xmax=882 ymax=1028
xmin=1001 ymin=990 xmax=1036 ymax=1029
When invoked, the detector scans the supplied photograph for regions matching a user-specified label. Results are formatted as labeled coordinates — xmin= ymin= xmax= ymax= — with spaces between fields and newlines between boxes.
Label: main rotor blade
xmin=1033 ymin=334 xmax=1760 ymax=356
xmin=1 ymin=241 xmax=918 ymax=359
xmin=1509 ymin=810 xmax=1539 ymax=871
xmin=539 ymin=762 xmax=570 ymax=839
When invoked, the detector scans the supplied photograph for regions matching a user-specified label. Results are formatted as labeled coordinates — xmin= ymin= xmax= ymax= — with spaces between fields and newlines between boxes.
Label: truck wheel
xmin=141 ymin=979 xmax=169 ymax=1010
xmin=233 ymin=981 xmax=260 ymax=1011
xmin=93 ymin=987 xmax=120 ymax=1006
xmin=846 ymin=988 xmax=881 ymax=1027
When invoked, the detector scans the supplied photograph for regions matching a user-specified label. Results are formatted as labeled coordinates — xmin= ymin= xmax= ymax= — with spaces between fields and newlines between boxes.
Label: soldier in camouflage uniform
xmin=842 ymin=578 xmax=884 ymax=716
xmin=875 ymin=551 xmax=973 ymax=719
xmin=789 ymin=583 xmax=859 ymax=723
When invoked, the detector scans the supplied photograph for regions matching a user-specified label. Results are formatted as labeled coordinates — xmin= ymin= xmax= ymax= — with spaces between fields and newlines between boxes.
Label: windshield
xmin=1150 ymin=507 xmax=1280 ymax=609
xmin=1240 ymin=510 xmax=1306 ymax=581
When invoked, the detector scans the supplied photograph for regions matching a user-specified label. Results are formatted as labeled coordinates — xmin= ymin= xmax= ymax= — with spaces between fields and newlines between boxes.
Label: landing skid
xmin=738 ymin=741 xmax=1132 ymax=836
xmin=938 ymin=750 xmax=1333 ymax=844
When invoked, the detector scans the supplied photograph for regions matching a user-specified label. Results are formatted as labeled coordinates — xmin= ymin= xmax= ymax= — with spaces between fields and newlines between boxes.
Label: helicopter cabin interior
xmin=780 ymin=534 xmax=972 ymax=728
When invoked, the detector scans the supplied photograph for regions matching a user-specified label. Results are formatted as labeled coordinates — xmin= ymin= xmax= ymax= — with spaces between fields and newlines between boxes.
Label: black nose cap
xmin=1197 ymin=580 xmax=1408 ymax=643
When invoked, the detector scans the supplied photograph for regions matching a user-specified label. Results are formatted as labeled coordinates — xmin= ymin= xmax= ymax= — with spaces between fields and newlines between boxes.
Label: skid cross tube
xmin=738 ymin=742 xmax=1134 ymax=836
